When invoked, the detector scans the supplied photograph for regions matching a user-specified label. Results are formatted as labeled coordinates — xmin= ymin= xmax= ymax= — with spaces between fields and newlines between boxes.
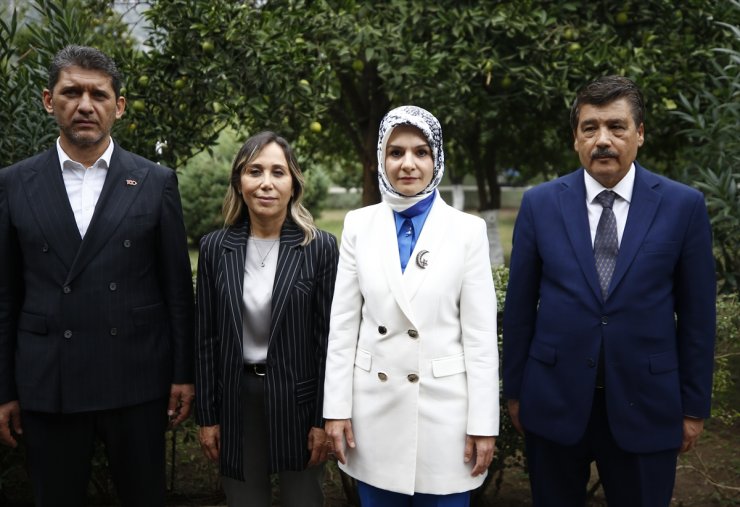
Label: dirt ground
xmin=1 ymin=418 xmax=737 ymax=506
xmin=159 ymin=418 xmax=739 ymax=507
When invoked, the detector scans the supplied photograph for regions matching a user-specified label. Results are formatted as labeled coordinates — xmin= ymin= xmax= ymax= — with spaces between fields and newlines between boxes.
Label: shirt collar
xmin=584 ymin=163 xmax=635 ymax=204
xmin=56 ymin=137 xmax=115 ymax=171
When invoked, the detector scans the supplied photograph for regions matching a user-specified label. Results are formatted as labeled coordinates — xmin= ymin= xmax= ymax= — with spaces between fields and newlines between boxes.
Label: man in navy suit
xmin=503 ymin=75 xmax=716 ymax=506
xmin=0 ymin=45 xmax=194 ymax=506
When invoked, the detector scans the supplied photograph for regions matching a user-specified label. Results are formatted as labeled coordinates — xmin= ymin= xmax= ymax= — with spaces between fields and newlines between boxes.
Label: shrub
xmin=673 ymin=3 xmax=740 ymax=293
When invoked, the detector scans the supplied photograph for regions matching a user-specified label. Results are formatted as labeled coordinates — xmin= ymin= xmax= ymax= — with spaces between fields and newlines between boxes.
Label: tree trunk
xmin=451 ymin=183 xmax=465 ymax=210
xmin=480 ymin=209 xmax=505 ymax=266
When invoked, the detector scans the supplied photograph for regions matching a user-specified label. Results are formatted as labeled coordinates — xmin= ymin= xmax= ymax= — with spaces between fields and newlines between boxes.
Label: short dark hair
xmin=48 ymin=45 xmax=123 ymax=97
xmin=570 ymin=75 xmax=645 ymax=132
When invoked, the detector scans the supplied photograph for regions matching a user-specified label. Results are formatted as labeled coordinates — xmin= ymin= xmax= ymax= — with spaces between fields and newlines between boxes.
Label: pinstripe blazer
xmin=0 ymin=144 xmax=194 ymax=412
xmin=195 ymin=217 xmax=338 ymax=478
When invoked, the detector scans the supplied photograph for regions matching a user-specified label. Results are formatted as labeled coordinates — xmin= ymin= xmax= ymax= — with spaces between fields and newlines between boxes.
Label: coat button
xmin=378 ymin=326 xmax=387 ymax=335
xmin=407 ymin=374 xmax=419 ymax=383
xmin=42 ymin=243 xmax=49 ymax=252
xmin=64 ymin=330 xmax=72 ymax=339
xmin=407 ymin=329 xmax=418 ymax=338
xmin=601 ymin=316 xmax=608 ymax=325
xmin=110 ymin=328 xmax=118 ymax=336
xmin=377 ymin=372 xmax=388 ymax=381
xmin=587 ymin=358 xmax=596 ymax=368
xmin=123 ymin=239 xmax=131 ymax=248
xmin=109 ymin=282 xmax=117 ymax=291
xmin=63 ymin=286 xmax=71 ymax=294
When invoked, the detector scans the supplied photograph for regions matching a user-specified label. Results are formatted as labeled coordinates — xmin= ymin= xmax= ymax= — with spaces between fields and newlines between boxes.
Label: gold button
xmin=407 ymin=374 xmax=419 ymax=383
xmin=407 ymin=329 xmax=418 ymax=338
xmin=377 ymin=372 xmax=388 ymax=381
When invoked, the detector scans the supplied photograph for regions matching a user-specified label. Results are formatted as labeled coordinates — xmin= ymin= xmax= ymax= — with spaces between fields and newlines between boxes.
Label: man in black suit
xmin=0 ymin=45 xmax=194 ymax=506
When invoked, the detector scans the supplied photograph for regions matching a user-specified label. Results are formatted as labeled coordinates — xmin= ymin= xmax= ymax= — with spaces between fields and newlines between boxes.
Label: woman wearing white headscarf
xmin=323 ymin=106 xmax=499 ymax=506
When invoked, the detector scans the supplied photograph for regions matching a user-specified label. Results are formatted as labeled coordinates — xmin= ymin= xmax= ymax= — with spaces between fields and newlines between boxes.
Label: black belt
xmin=245 ymin=363 xmax=267 ymax=377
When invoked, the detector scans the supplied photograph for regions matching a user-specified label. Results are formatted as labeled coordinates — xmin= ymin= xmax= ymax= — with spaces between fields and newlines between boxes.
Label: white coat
xmin=323 ymin=197 xmax=499 ymax=495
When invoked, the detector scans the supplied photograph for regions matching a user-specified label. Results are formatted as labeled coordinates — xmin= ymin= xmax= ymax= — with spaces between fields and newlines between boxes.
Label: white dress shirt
xmin=584 ymin=163 xmax=635 ymax=247
xmin=56 ymin=137 xmax=114 ymax=238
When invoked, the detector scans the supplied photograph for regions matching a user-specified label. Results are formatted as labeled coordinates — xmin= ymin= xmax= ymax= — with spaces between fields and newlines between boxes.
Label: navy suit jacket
xmin=195 ymin=219 xmax=338 ymax=478
xmin=502 ymin=163 xmax=715 ymax=454
xmin=0 ymin=144 xmax=194 ymax=413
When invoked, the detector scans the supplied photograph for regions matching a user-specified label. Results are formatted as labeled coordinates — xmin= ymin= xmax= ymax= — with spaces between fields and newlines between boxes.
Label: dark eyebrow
xmin=388 ymin=143 xmax=430 ymax=150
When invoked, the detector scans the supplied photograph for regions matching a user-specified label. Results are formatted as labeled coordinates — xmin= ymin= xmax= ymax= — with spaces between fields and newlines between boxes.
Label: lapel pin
xmin=126 ymin=179 xmax=138 ymax=186
xmin=415 ymin=250 xmax=429 ymax=269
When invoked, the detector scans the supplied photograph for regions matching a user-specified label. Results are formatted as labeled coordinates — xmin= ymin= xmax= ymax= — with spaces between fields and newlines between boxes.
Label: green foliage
xmin=673 ymin=1 xmax=740 ymax=294
xmin=301 ymin=163 xmax=331 ymax=221
xmin=179 ymin=129 xmax=239 ymax=245
xmin=713 ymin=294 xmax=740 ymax=425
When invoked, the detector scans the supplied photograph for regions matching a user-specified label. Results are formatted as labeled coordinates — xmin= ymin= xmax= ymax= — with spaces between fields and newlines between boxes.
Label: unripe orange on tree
xmin=309 ymin=121 xmax=322 ymax=133
xmin=131 ymin=99 xmax=146 ymax=112
xmin=201 ymin=40 xmax=215 ymax=53
xmin=137 ymin=75 xmax=150 ymax=87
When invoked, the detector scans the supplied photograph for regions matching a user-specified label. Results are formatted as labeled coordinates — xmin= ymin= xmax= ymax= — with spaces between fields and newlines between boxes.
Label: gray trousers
xmin=221 ymin=371 xmax=325 ymax=507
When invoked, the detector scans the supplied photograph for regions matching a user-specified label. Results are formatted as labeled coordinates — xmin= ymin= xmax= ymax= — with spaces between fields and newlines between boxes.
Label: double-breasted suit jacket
xmin=195 ymin=219 xmax=338 ymax=479
xmin=323 ymin=197 xmax=499 ymax=495
xmin=0 ymin=144 xmax=194 ymax=413
xmin=503 ymin=163 xmax=716 ymax=453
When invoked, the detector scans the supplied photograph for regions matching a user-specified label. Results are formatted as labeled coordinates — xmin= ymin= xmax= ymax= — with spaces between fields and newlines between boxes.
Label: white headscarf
xmin=377 ymin=105 xmax=445 ymax=212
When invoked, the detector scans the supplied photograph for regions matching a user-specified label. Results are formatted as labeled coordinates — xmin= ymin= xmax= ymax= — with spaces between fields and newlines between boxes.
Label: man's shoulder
xmin=1 ymin=148 xmax=56 ymax=176
xmin=636 ymin=163 xmax=703 ymax=201
xmin=113 ymin=144 xmax=174 ymax=177
xmin=522 ymin=168 xmax=582 ymax=200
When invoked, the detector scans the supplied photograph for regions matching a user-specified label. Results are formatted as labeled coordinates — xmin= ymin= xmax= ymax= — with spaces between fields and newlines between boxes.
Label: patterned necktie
xmin=593 ymin=190 xmax=618 ymax=299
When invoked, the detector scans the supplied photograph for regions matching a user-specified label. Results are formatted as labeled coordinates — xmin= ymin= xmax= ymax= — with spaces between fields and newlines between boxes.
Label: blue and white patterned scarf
xmin=377 ymin=105 xmax=445 ymax=212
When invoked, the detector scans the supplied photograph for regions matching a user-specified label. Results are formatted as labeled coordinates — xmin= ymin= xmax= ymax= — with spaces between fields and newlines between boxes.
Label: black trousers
xmin=22 ymin=396 xmax=169 ymax=507
xmin=524 ymin=389 xmax=678 ymax=507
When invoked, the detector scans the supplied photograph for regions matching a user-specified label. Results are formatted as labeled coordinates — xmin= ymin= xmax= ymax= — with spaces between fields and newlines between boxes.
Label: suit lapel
xmin=20 ymin=148 xmax=81 ymax=271
xmin=66 ymin=146 xmax=148 ymax=284
xmin=558 ymin=170 xmax=603 ymax=302
xmin=610 ymin=164 xmax=661 ymax=296
xmin=403 ymin=196 xmax=448 ymax=302
xmin=269 ymin=220 xmax=305 ymax=345
xmin=375 ymin=203 xmax=417 ymax=324
xmin=221 ymin=222 xmax=249 ymax=354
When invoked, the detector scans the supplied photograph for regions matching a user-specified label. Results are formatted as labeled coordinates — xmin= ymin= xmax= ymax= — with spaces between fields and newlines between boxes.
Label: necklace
xmin=251 ymin=238 xmax=279 ymax=268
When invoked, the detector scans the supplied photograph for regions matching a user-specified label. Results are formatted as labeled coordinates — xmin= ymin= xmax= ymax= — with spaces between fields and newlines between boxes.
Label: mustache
xmin=591 ymin=148 xmax=618 ymax=159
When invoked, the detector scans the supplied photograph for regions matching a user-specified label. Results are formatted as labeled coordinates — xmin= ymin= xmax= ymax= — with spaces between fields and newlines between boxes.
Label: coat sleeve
xmin=502 ymin=192 xmax=542 ymax=400
xmin=312 ymin=231 xmax=339 ymax=427
xmin=157 ymin=169 xmax=195 ymax=384
xmin=674 ymin=192 xmax=716 ymax=419
xmin=0 ymin=168 xmax=21 ymax=404
xmin=194 ymin=233 xmax=220 ymax=426
xmin=460 ymin=217 xmax=499 ymax=436
xmin=323 ymin=211 xmax=364 ymax=419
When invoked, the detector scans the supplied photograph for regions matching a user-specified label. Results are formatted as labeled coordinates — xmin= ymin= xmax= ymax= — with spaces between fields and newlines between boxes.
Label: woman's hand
xmin=465 ymin=435 xmax=495 ymax=477
xmin=199 ymin=425 xmax=221 ymax=462
xmin=307 ymin=426 xmax=332 ymax=466
xmin=324 ymin=419 xmax=355 ymax=464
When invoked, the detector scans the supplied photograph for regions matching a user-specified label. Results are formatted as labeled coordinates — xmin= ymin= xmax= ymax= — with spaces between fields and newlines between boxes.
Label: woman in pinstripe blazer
xmin=194 ymin=131 xmax=338 ymax=507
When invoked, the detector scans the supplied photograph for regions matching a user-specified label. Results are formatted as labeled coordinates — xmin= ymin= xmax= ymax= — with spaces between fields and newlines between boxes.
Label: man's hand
xmin=324 ymin=419 xmax=355 ymax=464
xmin=0 ymin=401 xmax=22 ymax=448
xmin=681 ymin=417 xmax=704 ymax=453
xmin=307 ymin=426 xmax=332 ymax=466
xmin=507 ymin=399 xmax=524 ymax=435
xmin=465 ymin=435 xmax=495 ymax=477
xmin=199 ymin=425 xmax=220 ymax=462
xmin=168 ymin=384 xmax=195 ymax=427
